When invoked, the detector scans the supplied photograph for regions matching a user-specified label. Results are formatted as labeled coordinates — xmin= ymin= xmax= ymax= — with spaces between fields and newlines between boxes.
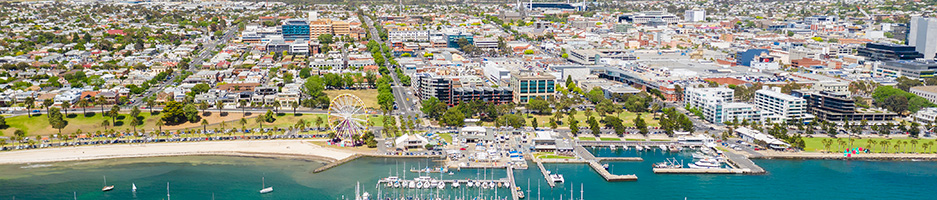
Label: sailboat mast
xmin=581 ymin=183 xmax=584 ymax=200
xmin=167 ymin=182 xmax=171 ymax=200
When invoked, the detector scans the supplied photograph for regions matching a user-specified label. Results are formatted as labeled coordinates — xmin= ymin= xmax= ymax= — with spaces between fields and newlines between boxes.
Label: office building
xmin=909 ymin=16 xmax=937 ymax=59
xmin=910 ymin=86 xmax=937 ymax=104
xmin=856 ymin=43 xmax=924 ymax=61
xmin=510 ymin=71 xmax=555 ymax=104
xmin=753 ymin=87 xmax=810 ymax=123
xmin=876 ymin=59 xmax=937 ymax=79
xmin=814 ymin=81 xmax=849 ymax=93
xmin=568 ymin=49 xmax=637 ymax=65
xmin=332 ymin=20 xmax=350 ymax=36
xmin=281 ymin=19 xmax=310 ymax=41
xmin=684 ymin=9 xmax=705 ymax=22
xmin=912 ymin=107 xmax=937 ymax=124
xmin=793 ymin=90 xmax=898 ymax=122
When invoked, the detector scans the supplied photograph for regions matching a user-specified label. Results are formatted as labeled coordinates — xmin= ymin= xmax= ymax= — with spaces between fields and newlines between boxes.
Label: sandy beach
xmin=0 ymin=140 xmax=358 ymax=165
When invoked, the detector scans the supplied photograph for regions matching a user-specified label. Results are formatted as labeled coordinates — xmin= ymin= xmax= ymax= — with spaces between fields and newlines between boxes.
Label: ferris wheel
xmin=327 ymin=94 xmax=368 ymax=138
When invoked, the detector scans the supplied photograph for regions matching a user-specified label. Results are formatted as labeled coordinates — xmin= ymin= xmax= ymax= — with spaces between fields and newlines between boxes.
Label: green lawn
xmin=438 ymin=133 xmax=453 ymax=143
xmin=803 ymin=137 xmax=937 ymax=153
xmin=578 ymin=137 xmax=596 ymax=141
xmin=600 ymin=137 xmax=621 ymax=141
xmin=1 ymin=111 xmax=386 ymax=137
xmin=650 ymin=139 xmax=672 ymax=141
xmin=625 ymin=138 xmax=644 ymax=141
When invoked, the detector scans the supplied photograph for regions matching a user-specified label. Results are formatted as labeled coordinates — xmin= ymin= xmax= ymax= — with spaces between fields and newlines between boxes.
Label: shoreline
xmin=752 ymin=152 xmax=937 ymax=161
xmin=0 ymin=140 xmax=356 ymax=165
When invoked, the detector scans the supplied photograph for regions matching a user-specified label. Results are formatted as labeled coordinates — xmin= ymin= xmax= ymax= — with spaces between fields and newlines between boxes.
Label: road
xmin=362 ymin=14 xmax=421 ymax=120
xmin=130 ymin=25 xmax=240 ymax=107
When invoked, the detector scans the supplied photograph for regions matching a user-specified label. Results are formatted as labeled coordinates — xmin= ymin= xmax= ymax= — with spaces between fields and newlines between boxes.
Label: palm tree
xmin=101 ymin=120 xmax=110 ymax=131
xmin=216 ymin=100 xmax=224 ymax=114
xmin=156 ymin=120 xmax=164 ymax=138
xmin=78 ymin=99 xmax=89 ymax=116
xmin=867 ymin=140 xmax=877 ymax=153
xmin=315 ymin=116 xmax=324 ymax=133
xmin=894 ymin=143 xmax=901 ymax=153
xmin=201 ymin=119 xmax=209 ymax=135
xmin=880 ymin=140 xmax=890 ymax=153
xmin=62 ymin=101 xmax=71 ymax=117
xmin=910 ymin=140 xmax=919 ymax=154
xmin=822 ymin=139 xmax=832 ymax=152
xmin=239 ymin=100 xmax=247 ymax=114
xmin=291 ymin=101 xmax=299 ymax=115
xmin=239 ymin=117 xmax=247 ymax=131
xmin=272 ymin=101 xmax=281 ymax=114
xmin=147 ymin=99 xmax=156 ymax=114
xmin=255 ymin=116 xmax=265 ymax=135
xmin=24 ymin=97 xmax=34 ymax=118
xmin=97 ymin=96 xmax=108 ymax=115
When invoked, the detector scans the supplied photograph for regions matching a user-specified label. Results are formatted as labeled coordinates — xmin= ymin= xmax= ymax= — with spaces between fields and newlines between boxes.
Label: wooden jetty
xmin=587 ymin=161 xmax=637 ymax=181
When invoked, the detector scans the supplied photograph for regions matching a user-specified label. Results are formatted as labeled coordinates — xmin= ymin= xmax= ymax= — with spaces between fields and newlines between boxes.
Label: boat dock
xmin=596 ymin=157 xmax=643 ymax=161
xmin=587 ymin=161 xmax=638 ymax=181
xmin=376 ymin=178 xmax=511 ymax=186
xmin=653 ymin=168 xmax=743 ymax=174
xmin=722 ymin=149 xmax=766 ymax=174
xmin=535 ymin=161 xmax=556 ymax=187
xmin=507 ymin=167 xmax=518 ymax=200
xmin=578 ymin=141 xmax=679 ymax=146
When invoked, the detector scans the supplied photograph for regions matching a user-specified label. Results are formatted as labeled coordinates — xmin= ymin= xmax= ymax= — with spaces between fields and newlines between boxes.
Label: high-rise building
xmin=753 ymin=87 xmax=810 ymax=124
xmin=909 ymin=16 xmax=937 ymax=59
xmin=510 ymin=71 xmax=555 ymax=104
xmin=684 ymin=9 xmax=705 ymax=22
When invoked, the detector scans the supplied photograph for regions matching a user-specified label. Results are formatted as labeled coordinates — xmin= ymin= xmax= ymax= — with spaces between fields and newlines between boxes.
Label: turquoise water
xmin=1 ymin=151 xmax=936 ymax=200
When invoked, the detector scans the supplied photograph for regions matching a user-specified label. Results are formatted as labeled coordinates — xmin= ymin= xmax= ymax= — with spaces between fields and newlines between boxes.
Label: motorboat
xmin=467 ymin=181 xmax=474 ymax=187
xmin=635 ymin=145 xmax=644 ymax=151
xmin=423 ymin=181 xmax=432 ymax=189
xmin=408 ymin=181 xmax=416 ymax=189
xmin=437 ymin=182 xmax=445 ymax=189
xmin=610 ymin=145 xmax=616 ymax=150
xmin=692 ymin=152 xmax=709 ymax=159
xmin=644 ymin=145 xmax=651 ymax=151
xmin=481 ymin=181 xmax=489 ymax=189
xmin=393 ymin=181 xmax=401 ymax=188
xmin=451 ymin=181 xmax=460 ymax=188
xmin=416 ymin=181 xmax=423 ymax=189
xmin=659 ymin=145 xmax=668 ymax=151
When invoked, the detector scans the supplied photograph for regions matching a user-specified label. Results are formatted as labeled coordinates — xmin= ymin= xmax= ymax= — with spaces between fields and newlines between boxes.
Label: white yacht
xmin=659 ymin=145 xmax=668 ymax=151
xmin=451 ymin=181 xmax=460 ymax=188
xmin=688 ymin=159 xmax=721 ymax=169
xmin=548 ymin=174 xmax=565 ymax=183
xmin=635 ymin=145 xmax=644 ymax=151
xmin=408 ymin=181 xmax=416 ymax=189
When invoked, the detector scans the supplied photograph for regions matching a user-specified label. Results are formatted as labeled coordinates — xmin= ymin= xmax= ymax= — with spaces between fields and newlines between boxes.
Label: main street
xmin=362 ymin=14 xmax=421 ymax=120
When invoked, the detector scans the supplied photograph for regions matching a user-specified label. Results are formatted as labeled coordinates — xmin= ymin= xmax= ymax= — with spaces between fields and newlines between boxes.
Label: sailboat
xmin=259 ymin=177 xmax=274 ymax=194
xmin=101 ymin=176 xmax=114 ymax=192
xmin=132 ymin=183 xmax=137 ymax=192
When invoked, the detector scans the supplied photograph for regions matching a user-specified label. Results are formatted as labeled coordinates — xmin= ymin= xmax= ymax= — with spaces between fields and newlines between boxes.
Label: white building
xmin=815 ymin=81 xmax=849 ymax=93
xmin=735 ymin=127 xmax=789 ymax=150
xmin=909 ymin=16 xmax=937 ymax=59
xmin=389 ymin=30 xmax=431 ymax=42
xmin=685 ymin=87 xmax=763 ymax=124
xmin=910 ymin=86 xmax=937 ymax=104
xmin=913 ymin=107 xmax=937 ymax=124
xmin=684 ymin=9 xmax=705 ymax=22
xmin=754 ymin=87 xmax=810 ymax=123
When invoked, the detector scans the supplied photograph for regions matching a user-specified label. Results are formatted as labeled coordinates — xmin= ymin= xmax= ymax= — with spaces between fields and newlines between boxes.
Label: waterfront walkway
xmin=587 ymin=161 xmax=638 ymax=181
xmin=535 ymin=161 xmax=556 ymax=187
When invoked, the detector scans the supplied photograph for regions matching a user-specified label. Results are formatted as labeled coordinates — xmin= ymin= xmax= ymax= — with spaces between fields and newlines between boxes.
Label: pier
xmin=653 ymin=168 xmax=743 ymax=174
xmin=596 ymin=157 xmax=644 ymax=161
xmin=587 ymin=161 xmax=638 ymax=181
xmin=722 ymin=149 xmax=766 ymax=174
xmin=535 ymin=160 xmax=556 ymax=187
xmin=507 ymin=167 xmax=518 ymax=200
